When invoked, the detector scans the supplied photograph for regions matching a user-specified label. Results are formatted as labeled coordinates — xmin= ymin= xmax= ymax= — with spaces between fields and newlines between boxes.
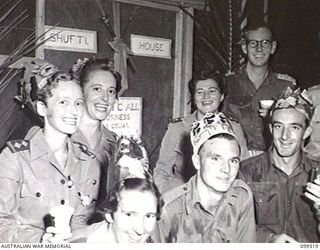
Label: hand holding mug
xmin=42 ymin=205 xmax=74 ymax=243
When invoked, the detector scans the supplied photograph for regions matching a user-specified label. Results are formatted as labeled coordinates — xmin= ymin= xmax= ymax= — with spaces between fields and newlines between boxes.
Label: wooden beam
xmin=112 ymin=0 xmax=206 ymax=10
xmin=112 ymin=0 xmax=179 ymax=11
xmin=173 ymin=10 xmax=183 ymax=118
xmin=35 ymin=0 xmax=45 ymax=59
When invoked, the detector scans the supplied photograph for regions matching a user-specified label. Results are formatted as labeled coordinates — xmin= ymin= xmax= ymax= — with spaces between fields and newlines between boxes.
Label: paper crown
xmin=271 ymin=87 xmax=313 ymax=120
xmin=190 ymin=112 xmax=235 ymax=155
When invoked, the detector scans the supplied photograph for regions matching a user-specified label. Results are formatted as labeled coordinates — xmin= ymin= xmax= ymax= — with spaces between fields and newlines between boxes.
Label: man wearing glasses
xmin=222 ymin=22 xmax=296 ymax=157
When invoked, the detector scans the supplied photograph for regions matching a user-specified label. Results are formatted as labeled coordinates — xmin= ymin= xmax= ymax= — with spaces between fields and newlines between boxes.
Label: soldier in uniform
xmin=0 ymin=71 xmax=100 ymax=242
xmin=222 ymin=22 xmax=296 ymax=157
xmin=240 ymin=87 xmax=320 ymax=242
xmin=154 ymin=113 xmax=256 ymax=243
xmin=70 ymin=57 xmax=121 ymax=213
xmin=154 ymin=71 xmax=249 ymax=194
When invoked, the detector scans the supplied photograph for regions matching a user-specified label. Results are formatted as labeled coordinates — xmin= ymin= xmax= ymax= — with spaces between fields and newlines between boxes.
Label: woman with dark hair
xmin=70 ymin=57 xmax=122 ymax=207
xmin=0 ymin=63 xmax=100 ymax=242
xmin=72 ymin=177 xmax=163 ymax=243
xmin=153 ymin=70 xmax=250 ymax=194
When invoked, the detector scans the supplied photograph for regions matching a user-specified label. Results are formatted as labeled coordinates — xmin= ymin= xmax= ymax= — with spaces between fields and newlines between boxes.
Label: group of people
xmin=0 ymin=21 xmax=320 ymax=243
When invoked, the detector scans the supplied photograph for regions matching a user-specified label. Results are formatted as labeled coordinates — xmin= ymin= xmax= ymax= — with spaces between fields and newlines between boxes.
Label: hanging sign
xmin=102 ymin=97 xmax=142 ymax=137
xmin=130 ymin=34 xmax=171 ymax=59
xmin=44 ymin=26 xmax=97 ymax=53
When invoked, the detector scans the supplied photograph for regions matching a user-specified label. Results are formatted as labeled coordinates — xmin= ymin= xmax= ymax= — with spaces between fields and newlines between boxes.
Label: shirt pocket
xmin=249 ymin=182 xmax=281 ymax=225
xmin=227 ymin=95 xmax=253 ymax=107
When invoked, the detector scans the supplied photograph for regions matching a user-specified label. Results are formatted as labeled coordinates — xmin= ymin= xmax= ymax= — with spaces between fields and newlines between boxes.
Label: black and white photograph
xmin=0 ymin=0 xmax=320 ymax=247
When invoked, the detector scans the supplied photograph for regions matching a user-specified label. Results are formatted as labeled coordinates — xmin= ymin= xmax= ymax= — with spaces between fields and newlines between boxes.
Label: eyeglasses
xmin=246 ymin=39 xmax=272 ymax=49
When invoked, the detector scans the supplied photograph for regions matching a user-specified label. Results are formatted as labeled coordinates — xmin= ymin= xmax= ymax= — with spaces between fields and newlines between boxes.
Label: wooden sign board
xmin=130 ymin=34 xmax=171 ymax=59
xmin=44 ymin=26 xmax=97 ymax=53
xmin=102 ymin=97 xmax=142 ymax=137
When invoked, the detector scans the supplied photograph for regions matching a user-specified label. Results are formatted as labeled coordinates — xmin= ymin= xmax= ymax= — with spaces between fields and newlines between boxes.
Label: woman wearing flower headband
xmin=0 ymin=67 xmax=100 ymax=242
xmin=71 ymin=177 xmax=163 ymax=243
xmin=70 ymin=57 xmax=122 ymax=219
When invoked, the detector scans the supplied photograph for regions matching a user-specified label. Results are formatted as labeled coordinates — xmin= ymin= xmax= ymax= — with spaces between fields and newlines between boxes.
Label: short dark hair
xmin=242 ymin=21 xmax=274 ymax=41
xmin=188 ymin=70 xmax=225 ymax=110
xmin=70 ymin=57 xmax=122 ymax=97
xmin=37 ymin=71 xmax=80 ymax=105
xmin=97 ymin=177 xmax=164 ymax=220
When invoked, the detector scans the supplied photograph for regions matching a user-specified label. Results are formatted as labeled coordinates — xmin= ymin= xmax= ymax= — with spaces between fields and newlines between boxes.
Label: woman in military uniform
xmin=0 ymin=67 xmax=100 ymax=242
xmin=70 ymin=57 xmax=121 ymax=215
xmin=153 ymin=70 xmax=250 ymax=194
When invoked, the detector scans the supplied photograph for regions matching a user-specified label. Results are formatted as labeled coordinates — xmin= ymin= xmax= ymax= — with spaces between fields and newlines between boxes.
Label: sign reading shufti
xmin=44 ymin=26 xmax=97 ymax=53
xmin=130 ymin=34 xmax=172 ymax=59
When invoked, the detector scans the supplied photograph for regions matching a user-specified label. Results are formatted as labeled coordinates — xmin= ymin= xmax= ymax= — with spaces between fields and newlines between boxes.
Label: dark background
xmin=1 ymin=0 xmax=320 ymax=157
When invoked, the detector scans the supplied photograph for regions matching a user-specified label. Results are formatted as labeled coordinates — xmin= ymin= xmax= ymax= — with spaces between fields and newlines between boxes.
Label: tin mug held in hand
xmin=48 ymin=205 xmax=74 ymax=238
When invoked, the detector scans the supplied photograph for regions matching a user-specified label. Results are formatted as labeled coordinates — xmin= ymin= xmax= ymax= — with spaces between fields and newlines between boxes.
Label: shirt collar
xmin=185 ymin=176 xmax=237 ymax=215
xmin=268 ymin=147 xmax=311 ymax=176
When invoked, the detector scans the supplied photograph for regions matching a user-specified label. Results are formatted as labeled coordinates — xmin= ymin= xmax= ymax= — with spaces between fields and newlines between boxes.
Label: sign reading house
xmin=131 ymin=34 xmax=171 ymax=59
xmin=102 ymin=97 xmax=142 ymax=137
xmin=44 ymin=26 xmax=97 ymax=53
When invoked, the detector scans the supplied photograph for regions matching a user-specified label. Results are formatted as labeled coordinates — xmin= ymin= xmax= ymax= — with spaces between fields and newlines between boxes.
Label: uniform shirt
xmin=153 ymin=111 xmax=250 ymax=194
xmin=239 ymin=150 xmax=320 ymax=242
xmin=304 ymin=85 xmax=320 ymax=160
xmin=154 ymin=176 xmax=256 ymax=243
xmin=0 ymin=126 xmax=100 ymax=243
xmin=73 ymin=126 xmax=118 ymax=201
xmin=223 ymin=67 xmax=296 ymax=151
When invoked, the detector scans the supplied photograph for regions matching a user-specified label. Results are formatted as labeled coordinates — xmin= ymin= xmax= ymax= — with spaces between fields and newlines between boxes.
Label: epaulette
xmin=6 ymin=139 xmax=30 ymax=153
xmin=170 ymin=117 xmax=183 ymax=123
xmin=277 ymin=73 xmax=297 ymax=85
xmin=74 ymin=142 xmax=96 ymax=159
xmin=162 ymin=183 xmax=189 ymax=206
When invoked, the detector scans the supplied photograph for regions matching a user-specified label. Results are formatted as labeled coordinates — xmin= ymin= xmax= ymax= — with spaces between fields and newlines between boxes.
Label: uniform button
xmin=61 ymin=199 xmax=65 ymax=205
xmin=183 ymin=187 xmax=188 ymax=191
xmin=92 ymin=180 xmax=97 ymax=185
xmin=61 ymin=179 xmax=65 ymax=184
xmin=36 ymin=192 xmax=41 ymax=197
xmin=287 ymin=201 xmax=291 ymax=206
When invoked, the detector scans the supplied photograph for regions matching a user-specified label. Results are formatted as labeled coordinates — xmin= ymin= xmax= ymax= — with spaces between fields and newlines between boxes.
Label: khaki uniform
xmin=223 ymin=67 xmax=296 ymax=151
xmin=240 ymin=150 xmax=320 ymax=242
xmin=0 ymin=127 xmax=100 ymax=242
xmin=73 ymin=126 xmax=118 ymax=200
xmin=154 ymin=111 xmax=250 ymax=194
xmin=154 ymin=176 xmax=256 ymax=243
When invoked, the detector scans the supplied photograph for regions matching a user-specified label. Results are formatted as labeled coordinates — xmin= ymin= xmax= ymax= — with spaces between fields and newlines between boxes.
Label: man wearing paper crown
xmin=154 ymin=112 xmax=256 ymax=243
xmin=240 ymin=87 xmax=320 ymax=242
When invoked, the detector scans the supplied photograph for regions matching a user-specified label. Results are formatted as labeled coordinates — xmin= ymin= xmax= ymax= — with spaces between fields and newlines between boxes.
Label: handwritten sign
xmin=131 ymin=34 xmax=171 ymax=59
xmin=102 ymin=97 xmax=142 ymax=137
xmin=44 ymin=26 xmax=97 ymax=53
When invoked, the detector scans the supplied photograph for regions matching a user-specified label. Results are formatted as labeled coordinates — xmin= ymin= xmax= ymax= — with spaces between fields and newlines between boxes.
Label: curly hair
xmin=70 ymin=57 xmax=122 ymax=97
xmin=97 ymin=177 xmax=164 ymax=221
xmin=36 ymin=71 xmax=80 ymax=105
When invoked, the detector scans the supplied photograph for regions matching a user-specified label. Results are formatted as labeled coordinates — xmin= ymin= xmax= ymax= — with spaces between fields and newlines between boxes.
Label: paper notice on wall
xmin=102 ymin=97 xmax=142 ymax=137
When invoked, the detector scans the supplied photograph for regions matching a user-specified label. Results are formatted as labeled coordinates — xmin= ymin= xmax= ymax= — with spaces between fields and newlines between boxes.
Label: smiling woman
xmin=0 ymin=62 xmax=100 ymax=242
xmin=71 ymin=177 xmax=163 ymax=243
xmin=70 ymin=57 xmax=123 ymax=218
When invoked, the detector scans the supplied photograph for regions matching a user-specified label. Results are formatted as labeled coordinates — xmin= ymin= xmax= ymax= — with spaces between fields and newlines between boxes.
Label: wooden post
xmin=35 ymin=0 xmax=45 ymax=59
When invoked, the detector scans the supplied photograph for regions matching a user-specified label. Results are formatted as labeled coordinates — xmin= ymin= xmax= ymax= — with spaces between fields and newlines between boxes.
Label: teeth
xmin=95 ymin=104 xmax=108 ymax=111
xmin=63 ymin=118 xmax=77 ymax=125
